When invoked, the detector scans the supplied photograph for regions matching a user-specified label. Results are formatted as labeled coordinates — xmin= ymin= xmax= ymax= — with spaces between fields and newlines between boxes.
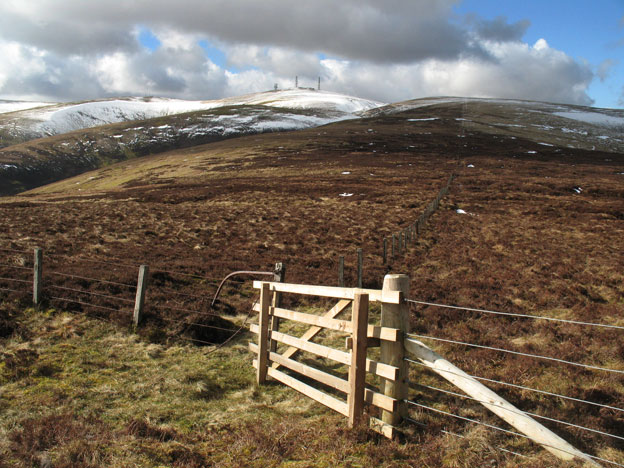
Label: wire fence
xmin=405 ymin=296 xmax=624 ymax=467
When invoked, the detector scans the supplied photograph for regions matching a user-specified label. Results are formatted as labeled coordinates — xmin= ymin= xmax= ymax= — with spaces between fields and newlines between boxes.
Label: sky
xmin=0 ymin=0 xmax=622 ymax=108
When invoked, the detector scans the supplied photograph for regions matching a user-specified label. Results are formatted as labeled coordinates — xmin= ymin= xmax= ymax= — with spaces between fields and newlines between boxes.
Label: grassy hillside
xmin=1 ymin=102 xmax=623 ymax=466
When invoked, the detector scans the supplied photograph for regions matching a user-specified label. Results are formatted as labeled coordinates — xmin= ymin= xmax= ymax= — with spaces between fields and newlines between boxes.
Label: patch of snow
xmin=0 ymin=100 xmax=54 ymax=114
xmin=408 ymin=118 xmax=438 ymax=122
xmin=538 ymin=142 xmax=554 ymax=146
xmin=573 ymin=187 xmax=583 ymax=194
xmin=341 ymin=171 xmax=351 ymax=175
xmin=597 ymin=135 xmax=610 ymax=140
xmin=555 ymin=111 xmax=624 ymax=127
xmin=339 ymin=193 xmax=354 ymax=197
xmin=467 ymin=164 xmax=475 ymax=168
xmin=456 ymin=209 xmax=467 ymax=214
xmin=527 ymin=151 xmax=537 ymax=154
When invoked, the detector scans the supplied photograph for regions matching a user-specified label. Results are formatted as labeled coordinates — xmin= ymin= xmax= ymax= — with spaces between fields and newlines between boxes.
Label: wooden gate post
xmin=270 ymin=263 xmax=285 ymax=353
xmin=133 ymin=265 xmax=149 ymax=328
xmin=348 ymin=292 xmax=369 ymax=427
xmin=33 ymin=248 xmax=42 ymax=306
xmin=380 ymin=274 xmax=409 ymax=426
xmin=257 ymin=282 xmax=271 ymax=384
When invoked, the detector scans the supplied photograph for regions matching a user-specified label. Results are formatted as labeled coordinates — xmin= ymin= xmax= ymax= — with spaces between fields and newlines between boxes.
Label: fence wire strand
xmin=159 ymin=316 xmax=239 ymax=333
xmin=49 ymin=296 xmax=123 ymax=314
xmin=0 ymin=277 xmax=31 ymax=284
xmin=0 ymin=286 xmax=22 ymax=294
xmin=49 ymin=285 xmax=135 ymax=304
xmin=0 ymin=247 xmax=30 ymax=254
xmin=408 ymin=333 xmax=624 ymax=375
xmin=407 ymin=298 xmax=624 ymax=332
xmin=405 ymin=357 xmax=624 ymax=414
xmin=49 ymin=271 xmax=136 ymax=289
xmin=0 ymin=263 xmax=31 ymax=271
xmin=409 ymin=381 xmax=624 ymax=443
xmin=405 ymin=400 xmax=624 ymax=468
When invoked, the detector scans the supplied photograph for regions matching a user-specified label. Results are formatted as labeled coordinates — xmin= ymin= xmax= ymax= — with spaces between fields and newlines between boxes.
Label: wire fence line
xmin=0 ymin=263 xmax=32 ymax=271
xmin=0 ymin=277 xmax=31 ymax=284
xmin=48 ymin=285 xmax=136 ymax=304
xmin=405 ymin=401 xmax=624 ymax=468
xmin=0 ymin=247 xmax=30 ymax=254
xmin=407 ymin=298 xmax=624 ymax=331
xmin=49 ymin=271 xmax=137 ymax=289
xmin=405 ymin=357 xmax=624 ymax=414
xmin=407 ymin=333 xmax=624 ymax=375
xmin=0 ymin=286 xmax=23 ymax=294
xmin=409 ymin=380 xmax=624 ymax=443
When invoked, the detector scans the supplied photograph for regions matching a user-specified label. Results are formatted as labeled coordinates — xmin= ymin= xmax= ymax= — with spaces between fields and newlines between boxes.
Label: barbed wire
xmin=405 ymin=400 xmax=623 ymax=468
xmin=407 ymin=298 xmax=624 ymax=331
xmin=150 ymin=267 xmax=220 ymax=283
xmin=409 ymin=381 xmax=624 ymax=443
xmin=405 ymin=357 xmax=624 ymax=414
xmin=408 ymin=333 xmax=624 ymax=375
xmin=0 ymin=286 xmax=22 ymax=294
xmin=47 ymin=254 xmax=139 ymax=269
xmin=153 ymin=286 xmax=216 ymax=300
xmin=49 ymin=271 xmax=136 ymax=289
xmin=48 ymin=285 xmax=135 ymax=304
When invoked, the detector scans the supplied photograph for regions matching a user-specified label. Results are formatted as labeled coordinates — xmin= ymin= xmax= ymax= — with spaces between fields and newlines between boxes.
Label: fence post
xmin=338 ymin=256 xmax=344 ymax=287
xmin=133 ymin=265 xmax=149 ymax=328
xmin=348 ymin=292 xmax=369 ymax=427
xmin=391 ymin=234 xmax=396 ymax=259
xmin=257 ymin=282 xmax=271 ymax=384
xmin=380 ymin=274 xmax=409 ymax=426
xmin=357 ymin=248 xmax=363 ymax=288
xmin=33 ymin=247 xmax=42 ymax=306
xmin=270 ymin=263 xmax=286 ymax=353
xmin=383 ymin=238 xmax=387 ymax=264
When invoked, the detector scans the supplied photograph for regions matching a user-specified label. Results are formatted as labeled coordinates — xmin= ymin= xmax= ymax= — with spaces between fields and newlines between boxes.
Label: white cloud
xmin=0 ymin=1 xmax=596 ymax=106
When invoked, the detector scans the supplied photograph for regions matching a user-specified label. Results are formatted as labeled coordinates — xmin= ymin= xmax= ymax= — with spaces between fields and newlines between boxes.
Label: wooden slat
xmin=369 ymin=416 xmax=396 ymax=439
xmin=253 ymin=303 xmax=400 ymax=342
xmin=253 ymin=359 xmax=349 ymax=417
xmin=250 ymin=326 xmax=399 ymax=381
xmin=253 ymin=303 xmax=352 ymax=333
xmin=348 ymin=293 xmax=368 ymax=426
xmin=272 ymin=299 xmax=352 ymax=368
xmin=252 ymin=281 xmax=401 ymax=304
xmin=249 ymin=342 xmax=396 ymax=413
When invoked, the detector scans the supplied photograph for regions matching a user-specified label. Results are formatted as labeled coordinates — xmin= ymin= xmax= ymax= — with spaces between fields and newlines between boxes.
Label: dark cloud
xmin=0 ymin=1 xmax=597 ymax=106
xmin=474 ymin=16 xmax=530 ymax=42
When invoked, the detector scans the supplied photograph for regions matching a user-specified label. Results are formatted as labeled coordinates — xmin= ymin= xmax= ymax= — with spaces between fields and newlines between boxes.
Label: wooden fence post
xmin=338 ymin=256 xmax=344 ymax=287
xmin=257 ymin=282 xmax=271 ymax=384
xmin=133 ymin=265 xmax=149 ymax=328
xmin=383 ymin=238 xmax=387 ymax=264
xmin=357 ymin=248 xmax=363 ymax=289
xmin=33 ymin=248 xmax=42 ymax=306
xmin=391 ymin=235 xmax=396 ymax=259
xmin=348 ymin=292 xmax=369 ymax=427
xmin=380 ymin=274 xmax=409 ymax=426
xmin=270 ymin=263 xmax=286 ymax=353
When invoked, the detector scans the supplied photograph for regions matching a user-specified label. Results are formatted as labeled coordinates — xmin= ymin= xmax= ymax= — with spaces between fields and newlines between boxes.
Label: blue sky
xmin=454 ymin=0 xmax=624 ymax=108
xmin=0 ymin=1 xmax=622 ymax=107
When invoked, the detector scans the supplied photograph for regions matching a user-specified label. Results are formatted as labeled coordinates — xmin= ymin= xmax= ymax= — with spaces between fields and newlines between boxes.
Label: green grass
xmin=0 ymin=304 xmax=591 ymax=468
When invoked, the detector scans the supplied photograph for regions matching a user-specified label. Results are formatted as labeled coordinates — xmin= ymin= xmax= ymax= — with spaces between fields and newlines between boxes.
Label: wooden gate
xmin=249 ymin=281 xmax=403 ymax=435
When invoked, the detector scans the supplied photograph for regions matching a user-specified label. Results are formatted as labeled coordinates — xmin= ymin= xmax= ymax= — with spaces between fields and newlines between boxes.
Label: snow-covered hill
xmin=0 ymin=90 xmax=384 ymax=147
xmin=0 ymin=100 xmax=54 ymax=114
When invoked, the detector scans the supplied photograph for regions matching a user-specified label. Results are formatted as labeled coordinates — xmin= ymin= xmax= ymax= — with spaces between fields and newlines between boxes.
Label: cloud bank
xmin=0 ymin=0 xmax=595 ymax=105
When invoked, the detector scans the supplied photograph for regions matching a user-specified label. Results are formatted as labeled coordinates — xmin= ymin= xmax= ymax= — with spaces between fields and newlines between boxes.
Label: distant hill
xmin=0 ymin=90 xmax=383 ymax=195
